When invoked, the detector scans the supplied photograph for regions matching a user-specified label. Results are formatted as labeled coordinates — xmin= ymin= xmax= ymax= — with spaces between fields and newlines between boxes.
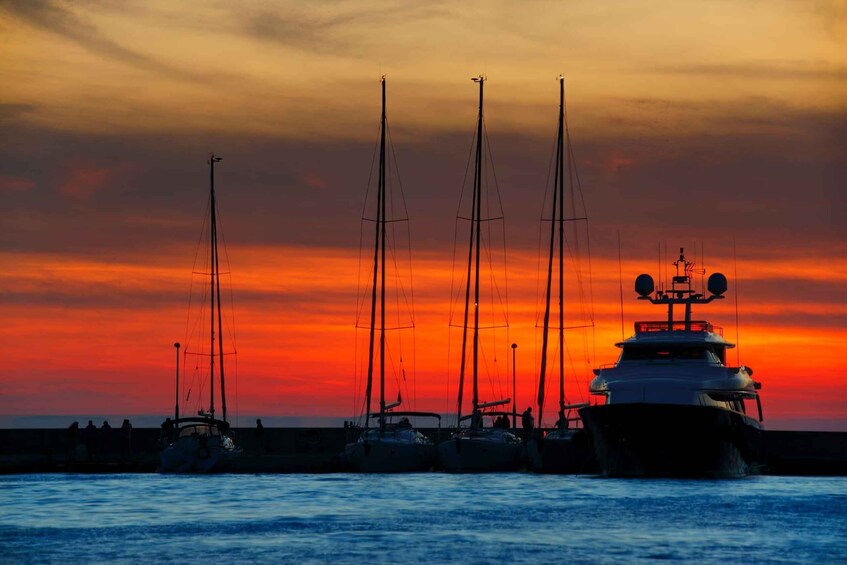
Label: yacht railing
xmin=634 ymin=321 xmax=723 ymax=335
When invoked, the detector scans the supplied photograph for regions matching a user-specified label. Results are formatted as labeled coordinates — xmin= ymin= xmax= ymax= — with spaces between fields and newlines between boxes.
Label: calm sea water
xmin=1 ymin=473 xmax=845 ymax=564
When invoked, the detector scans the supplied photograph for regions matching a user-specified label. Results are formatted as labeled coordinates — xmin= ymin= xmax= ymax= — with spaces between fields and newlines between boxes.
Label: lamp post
xmin=174 ymin=342 xmax=181 ymax=421
xmin=511 ymin=343 xmax=517 ymax=431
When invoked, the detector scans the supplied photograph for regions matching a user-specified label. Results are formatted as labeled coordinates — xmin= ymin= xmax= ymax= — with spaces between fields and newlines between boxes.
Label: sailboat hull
xmin=579 ymin=403 xmax=764 ymax=478
xmin=526 ymin=429 xmax=598 ymax=474
xmin=157 ymin=418 xmax=241 ymax=474
xmin=343 ymin=429 xmax=436 ymax=473
xmin=437 ymin=429 xmax=525 ymax=472
xmin=159 ymin=435 xmax=240 ymax=474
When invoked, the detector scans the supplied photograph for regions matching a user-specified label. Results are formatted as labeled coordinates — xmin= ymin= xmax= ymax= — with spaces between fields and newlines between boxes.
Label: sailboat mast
xmin=209 ymin=155 xmax=217 ymax=419
xmin=213 ymin=157 xmax=227 ymax=423
xmin=472 ymin=76 xmax=485 ymax=416
xmin=379 ymin=77 xmax=388 ymax=432
xmin=558 ymin=76 xmax=566 ymax=421
xmin=538 ymin=77 xmax=565 ymax=424
xmin=456 ymin=76 xmax=485 ymax=425
xmin=364 ymin=78 xmax=388 ymax=431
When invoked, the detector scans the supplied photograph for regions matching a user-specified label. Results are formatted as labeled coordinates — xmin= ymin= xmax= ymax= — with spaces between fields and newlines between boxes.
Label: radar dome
xmin=635 ymin=274 xmax=654 ymax=297
xmin=708 ymin=272 xmax=728 ymax=296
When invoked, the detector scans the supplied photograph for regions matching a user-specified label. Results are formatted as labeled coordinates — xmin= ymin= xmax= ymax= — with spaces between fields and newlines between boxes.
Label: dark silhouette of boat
xmin=437 ymin=76 xmax=523 ymax=472
xmin=341 ymin=77 xmax=439 ymax=472
xmin=524 ymin=75 xmax=597 ymax=475
xmin=159 ymin=155 xmax=241 ymax=473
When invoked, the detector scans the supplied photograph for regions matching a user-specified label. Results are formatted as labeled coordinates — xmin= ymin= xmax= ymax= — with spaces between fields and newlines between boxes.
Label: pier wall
xmin=1 ymin=427 xmax=845 ymax=475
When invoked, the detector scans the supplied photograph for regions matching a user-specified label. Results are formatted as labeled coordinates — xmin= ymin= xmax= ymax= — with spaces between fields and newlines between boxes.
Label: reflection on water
xmin=1 ymin=474 xmax=845 ymax=563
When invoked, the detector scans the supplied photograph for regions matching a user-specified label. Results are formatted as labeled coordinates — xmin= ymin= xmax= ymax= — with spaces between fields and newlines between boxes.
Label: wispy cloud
xmin=2 ymin=0 xmax=206 ymax=82
xmin=653 ymin=61 xmax=847 ymax=81
xmin=241 ymin=2 xmax=449 ymax=55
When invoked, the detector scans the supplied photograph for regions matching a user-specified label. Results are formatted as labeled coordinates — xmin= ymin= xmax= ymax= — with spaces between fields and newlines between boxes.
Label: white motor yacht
xmin=579 ymin=249 xmax=765 ymax=478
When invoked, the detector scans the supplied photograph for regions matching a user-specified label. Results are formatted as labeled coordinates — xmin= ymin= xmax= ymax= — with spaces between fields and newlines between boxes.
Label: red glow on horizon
xmin=1 ymin=245 xmax=845 ymax=431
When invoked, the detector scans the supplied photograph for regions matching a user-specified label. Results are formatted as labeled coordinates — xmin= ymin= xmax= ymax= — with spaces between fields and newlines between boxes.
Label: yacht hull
xmin=579 ymin=403 xmax=764 ymax=478
xmin=437 ymin=430 xmax=524 ymax=472
xmin=526 ymin=429 xmax=598 ymax=474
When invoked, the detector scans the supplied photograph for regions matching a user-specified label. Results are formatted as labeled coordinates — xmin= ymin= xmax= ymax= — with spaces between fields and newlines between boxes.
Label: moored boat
xmin=159 ymin=417 xmax=239 ymax=473
xmin=437 ymin=76 xmax=524 ymax=473
xmin=524 ymin=75 xmax=596 ymax=474
xmin=341 ymin=77 xmax=437 ymax=472
xmin=579 ymin=249 xmax=765 ymax=478
xmin=159 ymin=155 xmax=241 ymax=473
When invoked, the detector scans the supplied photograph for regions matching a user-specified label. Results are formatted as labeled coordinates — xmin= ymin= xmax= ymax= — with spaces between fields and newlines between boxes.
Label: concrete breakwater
xmin=1 ymin=427 xmax=846 ymax=475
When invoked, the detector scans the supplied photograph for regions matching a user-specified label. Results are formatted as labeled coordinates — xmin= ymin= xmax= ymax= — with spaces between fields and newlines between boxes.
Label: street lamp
xmin=511 ymin=343 xmax=517 ymax=431
xmin=174 ymin=342 xmax=181 ymax=421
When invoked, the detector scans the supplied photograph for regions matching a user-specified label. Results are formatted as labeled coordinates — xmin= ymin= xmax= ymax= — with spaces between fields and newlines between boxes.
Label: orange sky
xmin=1 ymin=1 xmax=845 ymax=430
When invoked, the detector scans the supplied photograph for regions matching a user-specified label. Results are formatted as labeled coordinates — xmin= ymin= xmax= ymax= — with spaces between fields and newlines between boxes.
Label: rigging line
xmin=562 ymin=86 xmax=597 ymax=371
xmin=448 ymin=122 xmax=479 ymax=327
xmin=353 ymin=312 xmax=359 ymax=419
xmin=216 ymin=205 xmax=239 ymax=354
xmin=618 ymin=230 xmax=625 ymax=341
xmin=385 ymin=209 xmax=415 ymax=327
xmin=482 ymin=122 xmax=506 ymax=221
xmin=234 ymin=352 xmax=239 ymax=428
xmin=733 ymin=237 xmax=741 ymax=366
xmin=386 ymin=121 xmax=417 ymax=329
xmin=184 ymin=192 xmax=212 ymax=364
xmin=480 ymin=124 xmax=511 ymax=330
xmin=354 ymin=121 xmax=383 ymax=327
xmin=386 ymin=120 xmax=411 ymax=222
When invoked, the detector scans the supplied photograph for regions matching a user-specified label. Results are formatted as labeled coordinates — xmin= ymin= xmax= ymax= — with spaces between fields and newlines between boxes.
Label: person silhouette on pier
xmin=84 ymin=420 xmax=97 ymax=460
xmin=522 ymin=407 xmax=535 ymax=432
xmin=120 ymin=419 xmax=133 ymax=461
xmin=255 ymin=418 xmax=265 ymax=454
xmin=160 ymin=417 xmax=175 ymax=446
xmin=100 ymin=420 xmax=112 ymax=458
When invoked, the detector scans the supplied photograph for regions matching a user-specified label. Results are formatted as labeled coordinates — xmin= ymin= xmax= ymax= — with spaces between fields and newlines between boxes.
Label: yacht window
xmin=622 ymin=346 xmax=718 ymax=361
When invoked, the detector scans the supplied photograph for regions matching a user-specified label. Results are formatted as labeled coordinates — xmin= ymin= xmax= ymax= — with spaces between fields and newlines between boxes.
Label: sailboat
xmin=526 ymin=76 xmax=596 ymax=474
xmin=159 ymin=154 xmax=242 ymax=473
xmin=436 ymin=76 xmax=524 ymax=472
xmin=342 ymin=77 xmax=440 ymax=473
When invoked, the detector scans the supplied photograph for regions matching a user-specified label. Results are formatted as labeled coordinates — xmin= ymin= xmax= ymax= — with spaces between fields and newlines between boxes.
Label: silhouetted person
xmin=120 ymin=419 xmax=132 ymax=461
xmin=160 ymin=417 xmax=175 ymax=446
xmin=555 ymin=412 xmax=569 ymax=432
xmin=471 ymin=410 xmax=483 ymax=430
xmin=100 ymin=420 xmax=112 ymax=457
xmin=398 ymin=417 xmax=412 ymax=429
xmin=84 ymin=420 xmax=97 ymax=460
xmin=522 ymin=407 xmax=534 ymax=431
xmin=255 ymin=418 xmax=265 ymax=454
xmin=67 ymin=421 xmax=79 ymax=462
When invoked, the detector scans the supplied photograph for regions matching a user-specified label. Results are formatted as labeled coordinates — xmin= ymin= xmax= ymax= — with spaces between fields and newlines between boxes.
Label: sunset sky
xmin=1 ymin=1 xmax=845 ymax=430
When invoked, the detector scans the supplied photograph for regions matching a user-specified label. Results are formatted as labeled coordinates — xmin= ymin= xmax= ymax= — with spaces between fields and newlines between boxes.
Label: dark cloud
xmin=0 ymin=103 xmax=37 ymax=123
xmin=1 ymin=92 xmax=844 ymax=266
